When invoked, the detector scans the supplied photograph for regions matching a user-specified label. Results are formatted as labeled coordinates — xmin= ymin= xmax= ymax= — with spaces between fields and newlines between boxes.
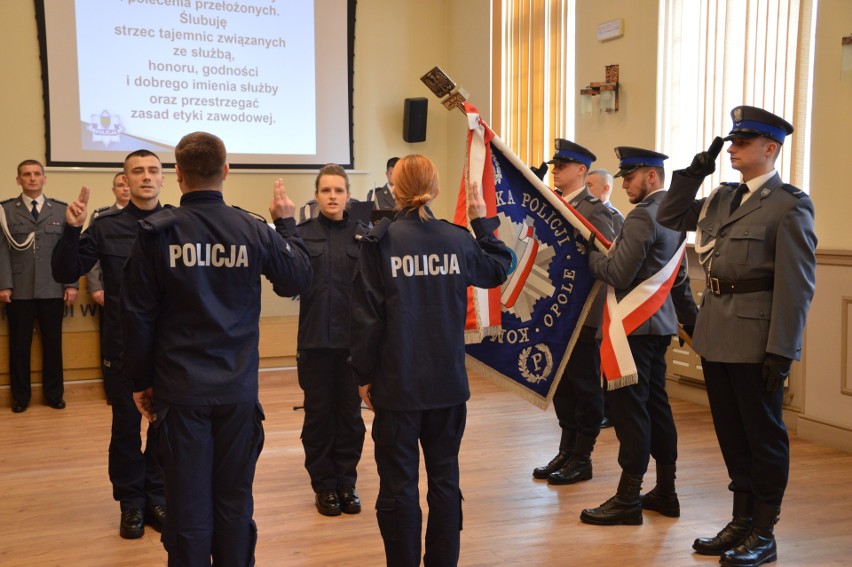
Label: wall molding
xmin=817 ymin=248 xmax=852 ymax=266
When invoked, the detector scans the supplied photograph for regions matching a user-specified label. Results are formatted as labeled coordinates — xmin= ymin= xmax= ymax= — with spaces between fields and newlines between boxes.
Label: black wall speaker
xmin=403 ymin=97 xmax=428 ymax=143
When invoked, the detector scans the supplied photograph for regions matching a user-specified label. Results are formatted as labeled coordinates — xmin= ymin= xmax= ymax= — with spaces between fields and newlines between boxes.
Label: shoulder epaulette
xmin=139 ymin=208 xmax=178 ymax=233
xmin=779 ymin=183 xmax=806 ymax=199
xmin=584 ymin=194 xmax=601 ymax=204
xmin=362 ymin=217 xmax=392 ymax=243
xmin=0 ymin=197 xmax=14 ymax=205
xmin=232 ymin=205 xmax=268 ymax=223
xmin=47 ymin=197 xmax=68 ymax=205
xmin=92 ymin=207 xmax=123 ymax=221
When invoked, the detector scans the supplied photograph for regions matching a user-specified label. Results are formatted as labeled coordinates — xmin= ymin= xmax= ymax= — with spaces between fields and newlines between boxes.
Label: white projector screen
xmin=35 ymin=0 xmax=355 ymax=169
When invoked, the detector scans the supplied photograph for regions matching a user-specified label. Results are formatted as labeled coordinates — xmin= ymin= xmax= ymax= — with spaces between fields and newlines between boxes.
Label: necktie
xmin=31 ymin=200 xmax=39 ymax=221
xmin=730 ymin=184 xmax=748 ymax=214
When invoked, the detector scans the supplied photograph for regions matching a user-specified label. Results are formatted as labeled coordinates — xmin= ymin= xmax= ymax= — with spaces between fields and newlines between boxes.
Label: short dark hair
xmin=175 ymin=132 xmax=227 ymax=188
xmin=123 ymin=150 xmax=160 ymax=173
xmin=17 ymin=159 xmax=44 ymax=176
xmin=386 ymin=157 xmax=400 ymax=170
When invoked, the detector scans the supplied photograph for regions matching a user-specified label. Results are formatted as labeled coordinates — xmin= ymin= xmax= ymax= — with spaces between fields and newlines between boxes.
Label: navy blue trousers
xmin=297 ymin=348 xmax=365 ymax=492
xmin=107 ymin=365 xmax=165 ymax=510
xmin=155 ymin=401 xmax=264 ymax=567
xmin=701 ymin=359 xmax=789 ymax=506
xmin=606 ymin=335 xmax=677 ymax=476
xmin=372 ymin=403 xmax=466 ymax=567
xmin=552 ymin=326 xmax=604 ymax=448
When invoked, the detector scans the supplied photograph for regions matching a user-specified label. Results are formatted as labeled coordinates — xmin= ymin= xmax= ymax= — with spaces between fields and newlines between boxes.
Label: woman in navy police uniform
xmin=350 ymin=154 xmax=512 ymax=567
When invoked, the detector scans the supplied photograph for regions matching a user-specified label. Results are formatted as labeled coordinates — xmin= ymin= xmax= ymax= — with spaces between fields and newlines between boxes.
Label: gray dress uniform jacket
xmin=587 ymin=190 xmax=697 ymax=336
xmin=569 ymin=188 xmax=616 ymax=329
xmin=0 ymin=195 xmax=78 ymax=299
xmin=657 ymin=171 xmax=816 ymax=363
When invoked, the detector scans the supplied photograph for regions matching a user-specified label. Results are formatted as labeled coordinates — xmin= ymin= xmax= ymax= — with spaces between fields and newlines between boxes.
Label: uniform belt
xmin=706 ymin=275 xmax=774 ymax=295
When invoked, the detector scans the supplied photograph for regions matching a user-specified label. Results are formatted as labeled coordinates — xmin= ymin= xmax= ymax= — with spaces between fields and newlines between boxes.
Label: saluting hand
xmin=65 ymin=186 xmax=90 ymax=227
xmin=467 ymin=180 xmax=487 ymax=220
xmin=269 ymin=178 xmax=295 ymax=220
xmin=684 ymin=137 xmax=725 ymax=179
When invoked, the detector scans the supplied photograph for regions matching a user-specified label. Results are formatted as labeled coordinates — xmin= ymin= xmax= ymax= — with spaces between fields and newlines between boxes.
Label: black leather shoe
xmin=11 ymin=402 xmax=28 ymax=413
xmin=146 ymin=505 xmax=166 ymax=532
xmin=693 ymin=518 xmax=752 ymax=555
xmin=533 ymin=451 xmax=570 ymax=479
xmin=120 ymin=508 xmax=144 ymax=539
xmin=641 ymin=486 xmax=680 ymax=517
xmin=46 ymin=399 xmax=66 ymax=409
xmin=600 ymin=417 xmax=612 ymax=429
xmin=315 ymin=490 xmax=341 ymax=516
xmin=580 ymin=495 xmax=643 ymax=525
xmin=720 ymin=530 xmax=777 ymax=566
xmin=547 ymin=457 xmax=592 ymax=485
xmin=338 ymin=487 xmax=361 ymax=514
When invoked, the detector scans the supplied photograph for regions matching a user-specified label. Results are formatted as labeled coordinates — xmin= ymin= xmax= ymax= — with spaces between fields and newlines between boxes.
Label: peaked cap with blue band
xmin=613 ymin=146 xmax=669 ymax=178
xmin=724 ymin=105 xmax=794 ymax=144
xmin=547 ymin=139 xmax=596 ymax=168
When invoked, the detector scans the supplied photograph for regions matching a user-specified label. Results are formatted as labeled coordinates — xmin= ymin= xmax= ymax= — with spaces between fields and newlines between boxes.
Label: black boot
xmin=640 ymin=462 xmax=679 ymax=517
xmin=579 ymin=472 xmax=643 ymax=525
xmin=720 ymin=501 xmax=779 ymax=566
xmin=533 ymin=451 xmax=570 ymax=479
xmin=693 ymin=492 xmax=753 ymax=555
xmin=548 ymin=433 xmax=594 ymax=485
xmin=533 ymin=430 xmax=574 ymax=479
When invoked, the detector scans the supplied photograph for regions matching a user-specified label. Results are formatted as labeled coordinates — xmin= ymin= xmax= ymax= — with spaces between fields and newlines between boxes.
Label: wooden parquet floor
xmin=1 ymin=370 xmax=851 ymax=566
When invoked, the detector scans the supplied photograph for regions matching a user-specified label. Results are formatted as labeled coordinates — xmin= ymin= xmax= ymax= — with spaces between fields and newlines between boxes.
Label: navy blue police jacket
xmin=52 ymin=202 xmax=166 ymax=364
xmin=292 ymin=211 xmax=369 ymax=350
xmin=120 ymin=190 xmax=312 ymax=406
xmin=349 ymin=207 xmax=512 ymax=411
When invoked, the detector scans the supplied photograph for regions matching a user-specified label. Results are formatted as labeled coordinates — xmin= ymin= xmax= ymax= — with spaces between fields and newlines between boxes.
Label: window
xmin=657 ymin=0 xmax=816 ymax=195
xmin=493 ymin=0 xmax=576 ymax=168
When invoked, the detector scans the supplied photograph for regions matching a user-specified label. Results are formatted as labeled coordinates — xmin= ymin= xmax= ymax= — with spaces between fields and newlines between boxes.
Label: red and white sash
xmin=600 ymin=239 xmax=687 ymax=389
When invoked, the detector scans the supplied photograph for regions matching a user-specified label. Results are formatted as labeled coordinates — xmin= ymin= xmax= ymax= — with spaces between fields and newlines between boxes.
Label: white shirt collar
xmin=743 ymin=169 xmax=778 ymax=193
xmin=23 ymin=194 xmax=44 ymax=208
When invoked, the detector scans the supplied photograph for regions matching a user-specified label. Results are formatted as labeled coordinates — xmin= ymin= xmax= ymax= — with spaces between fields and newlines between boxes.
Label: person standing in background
xmin=0 ymin=160 xmax=78 ymax=413
xmin=372 ymin=157 xmax=399 ymax=210
xmin=586 ymin=168 xmax=624 ymax=235
xmin=293 ymin=164 xmax=369 ymax=517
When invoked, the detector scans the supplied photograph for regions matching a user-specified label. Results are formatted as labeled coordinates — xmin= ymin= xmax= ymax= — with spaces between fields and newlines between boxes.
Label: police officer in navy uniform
xmin=532 ymin=139 xmax=617 ymax=485
xmin=350 ymin=154 xmax=511 ymax=567
xmin=0 ymin=159 xmax=78 ymax=412
xmin=579 ymin=147 xmax=697 ymax=526
xmin=52 ymin=150 xmax=168 ymax=540
xmin=658 ymin=107 xmax=817 ymax=567
xmin=122 ymin=132 xmax=312 ymax=566
xmin=293 ymin=164 xmax=369 ymax=517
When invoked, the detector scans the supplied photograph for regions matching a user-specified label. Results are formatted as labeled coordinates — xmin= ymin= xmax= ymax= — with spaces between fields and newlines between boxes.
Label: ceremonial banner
xmin=457 ymin=104 xmax=610 ymax=409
